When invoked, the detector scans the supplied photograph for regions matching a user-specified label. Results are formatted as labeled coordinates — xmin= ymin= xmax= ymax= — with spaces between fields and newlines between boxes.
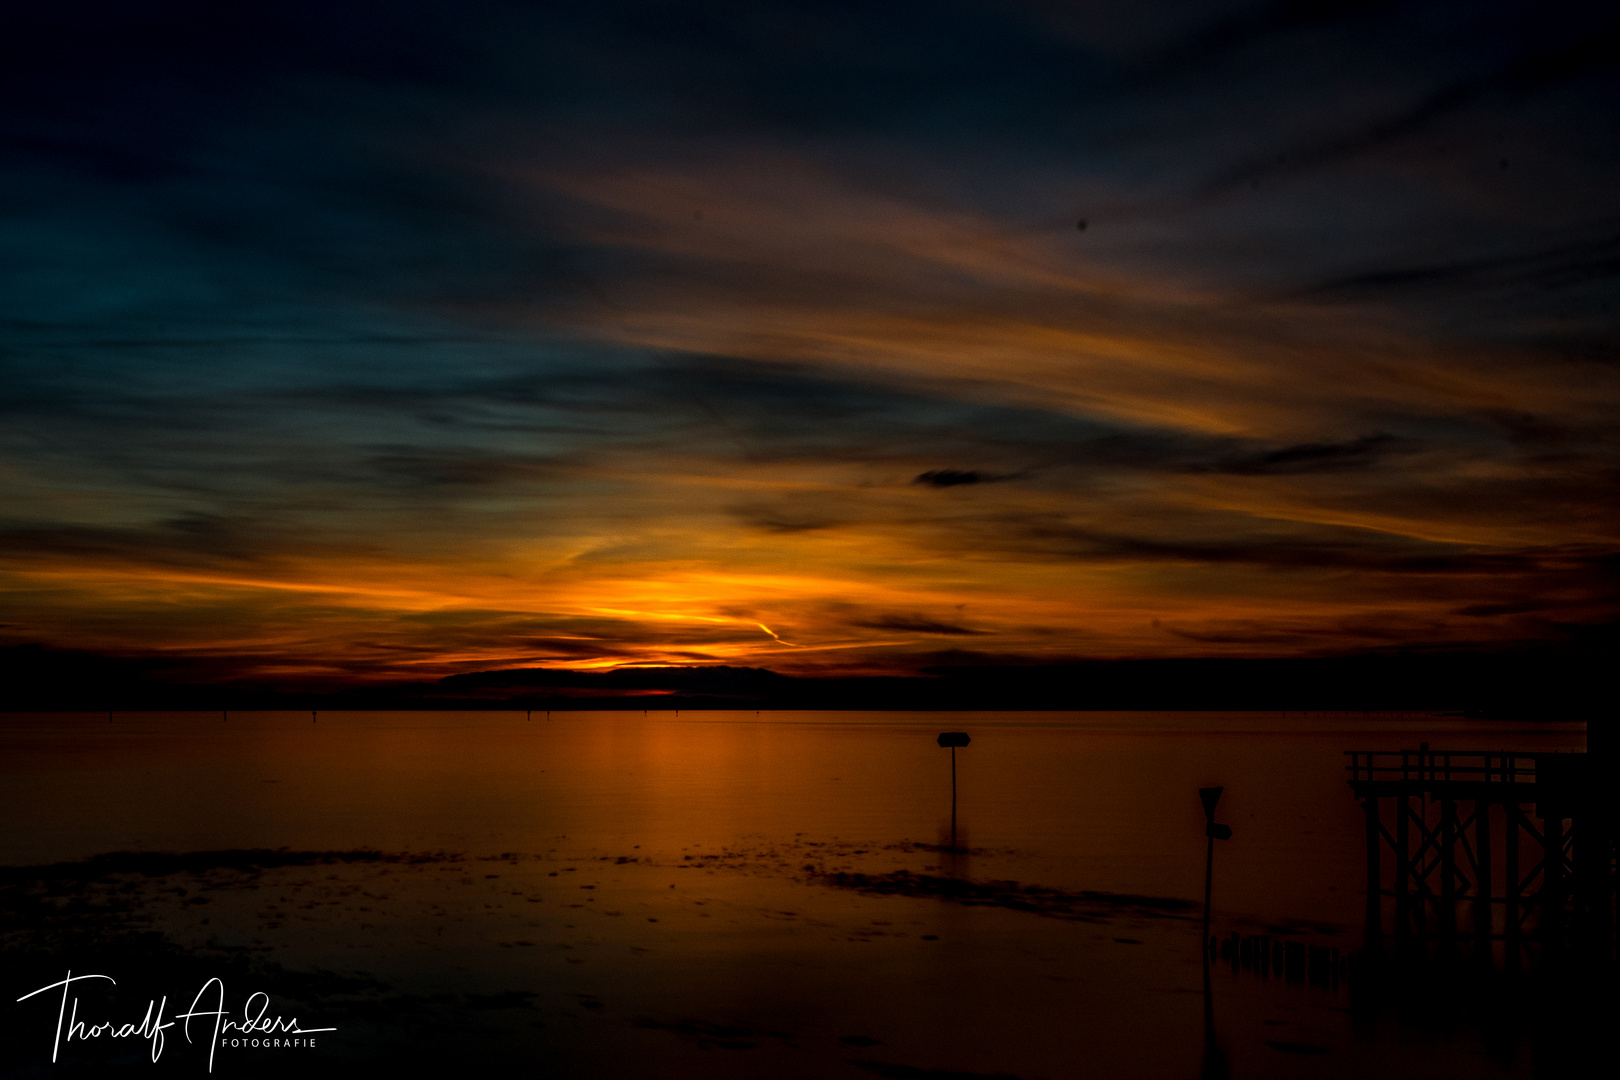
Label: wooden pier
xmin=1347 ymin=748 xmax=1615 ymax=966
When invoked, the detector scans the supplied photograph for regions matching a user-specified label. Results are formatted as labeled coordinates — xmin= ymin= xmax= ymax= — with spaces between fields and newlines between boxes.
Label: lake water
xmin=0 ymin=711 xmax=1592 ymax=1078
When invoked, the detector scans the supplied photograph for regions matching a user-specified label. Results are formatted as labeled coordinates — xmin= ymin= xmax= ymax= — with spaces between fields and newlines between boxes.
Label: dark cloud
xmin=850 ymin=614 xmax=991 ymax=636
xmin=1186 ymin=2 xmax=1620 ymax=196
xmin=0 ymin=516 xmax=305 ymax=571
xmin=729 ymin=503 xmax=848 ymax=533
xmin=960 ymin=514 xmax=1619 ymax=579
xmin=1162 ymin=627 xmax=1321 ymax=646
xmin=1204 ymin=434 xmax=1408 ymax=474
xmin=914 ymin=469 xmax=993 ymax=487
xmin=1155 ymin=0 xmax=1404 ymax=70
xmin=363 ymin=448 xmax=566 ymax=489
xmin=440 ymin=664 xmax=789 ymax=693
xmin=1311 ymin=232 xmax=1620 ymax=298
xmin=1452 ymin=600 xmax=1557 ymax=617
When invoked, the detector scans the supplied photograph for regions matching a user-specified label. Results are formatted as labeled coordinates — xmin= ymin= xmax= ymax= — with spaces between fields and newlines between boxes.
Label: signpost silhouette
xmin=937 ymin=732 xmax=970 ymax=848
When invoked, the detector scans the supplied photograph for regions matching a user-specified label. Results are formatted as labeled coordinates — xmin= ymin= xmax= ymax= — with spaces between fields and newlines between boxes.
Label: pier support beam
xmin=1395 ymin=788 xmax=1412 ymax=946
xmin=1543 ymin=812 xmax=1566 ymax=953
xmin=1440 ymin=795 xmax=1457 ymax=951
xmin=1474 ymin=798 xmax=1492 ymax=962
xmin=1363 ymin=795 xmax=1381 ymax=953
xmin=1505 ymin=803 xmax=1522 ymax=969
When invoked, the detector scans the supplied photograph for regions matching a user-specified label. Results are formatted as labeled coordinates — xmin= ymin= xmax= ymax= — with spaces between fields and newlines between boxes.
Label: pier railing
xmin=1345 ymin=750 xmax=1540 ymax=786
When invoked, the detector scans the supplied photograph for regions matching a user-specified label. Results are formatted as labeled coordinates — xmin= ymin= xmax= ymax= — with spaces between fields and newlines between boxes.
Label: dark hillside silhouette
xmin=2 ymin=642 xmax=1609 ymax=721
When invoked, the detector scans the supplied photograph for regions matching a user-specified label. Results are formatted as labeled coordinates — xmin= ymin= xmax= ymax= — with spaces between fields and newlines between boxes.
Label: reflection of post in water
xmin=1347 ymin=744 xmax=1615 ymax=969
xmin=936 ymin=824 xmax=972 ymax=880
xmin=936 ymin=731 xmax=970 ymax=850
xmin=1199 ymin=964 xmax=1228 ymax=1080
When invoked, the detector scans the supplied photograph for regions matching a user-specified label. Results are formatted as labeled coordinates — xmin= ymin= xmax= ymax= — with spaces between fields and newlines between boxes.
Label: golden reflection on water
xmin=0 ymin=711 xmax=1588 ymax=1078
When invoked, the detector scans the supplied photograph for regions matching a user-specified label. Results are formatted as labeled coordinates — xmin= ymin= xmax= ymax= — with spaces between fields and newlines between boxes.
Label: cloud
xmin=850 ymin=614 xmax=991 ymax=636
xmin=729 ymin=502 xmax=850 ymax=533
xmin=440 ymin=664 xmax=790 ymax=693
xmin=1 ymin=1 xmax=1617 ymax=684
xmin=1202 ymin=434 xmax=1409 ymax=475
xmin=1309 ymin=232 xmax=1620 ymax=298
xmin=913 ymin=469 xmax=994 ymax=487
xmin=1188 ymin=9 xmax=1620 ymax=198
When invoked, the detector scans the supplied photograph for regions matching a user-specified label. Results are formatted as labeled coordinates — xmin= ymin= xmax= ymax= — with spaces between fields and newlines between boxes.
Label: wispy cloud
xmin=1 ymin=1 xmax=1616 ymax=683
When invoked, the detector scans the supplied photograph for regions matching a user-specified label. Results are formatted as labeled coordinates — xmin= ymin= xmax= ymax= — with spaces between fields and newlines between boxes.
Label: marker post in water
xmin=1198 ymin=786 xmax=1233 ymax=1079
xmin=1199 ymin=787 xmax=1232 ymax=955
xmin=937 ymin=731 xmax=971 ymax=847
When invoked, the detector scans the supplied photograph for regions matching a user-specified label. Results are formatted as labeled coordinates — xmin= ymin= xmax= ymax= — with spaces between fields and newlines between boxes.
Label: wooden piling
xmin=1440 ymin=793 xmax=1457 ymax=950
xmin=1395 ymin=780 xmax=1411 ymax=945
xmin=1544 ymin=811 xmax=1565 ymax=949
xmin=1505 ymin=800 xmax=1521 ymax=969
xmin=1474 ymin=796 xmax=1492 ymax=959
xmin=1364 ymin=795 xmax=1382 ymax=951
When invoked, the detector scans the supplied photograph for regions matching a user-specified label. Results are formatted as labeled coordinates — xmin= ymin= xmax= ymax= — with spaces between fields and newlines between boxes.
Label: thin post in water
xmin=1197 ymin=785 xmax=1231 ymax=1080
xmin=937 ymin=732 xmax=971 ymax=848
xmin=1199 ymin=786 xmax=1232 ymax=954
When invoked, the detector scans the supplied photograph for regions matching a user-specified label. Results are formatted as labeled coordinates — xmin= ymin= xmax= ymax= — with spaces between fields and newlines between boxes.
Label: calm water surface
xmin=0 ymin=711 xmax=1589 ymax=1079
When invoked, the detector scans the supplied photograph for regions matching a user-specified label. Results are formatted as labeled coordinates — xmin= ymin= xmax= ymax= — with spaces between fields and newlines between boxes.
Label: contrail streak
xmin=755 ymin=622 xmax=799 ymax=646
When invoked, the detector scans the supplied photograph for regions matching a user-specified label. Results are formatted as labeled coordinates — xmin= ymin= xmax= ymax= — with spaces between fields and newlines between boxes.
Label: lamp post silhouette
xmin=937 ymin=732 xmax=970 ymax=847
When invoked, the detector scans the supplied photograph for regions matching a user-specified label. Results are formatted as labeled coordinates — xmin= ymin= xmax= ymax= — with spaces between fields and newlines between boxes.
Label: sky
xmin=2 ymin=0 xmax=1618 ymax=688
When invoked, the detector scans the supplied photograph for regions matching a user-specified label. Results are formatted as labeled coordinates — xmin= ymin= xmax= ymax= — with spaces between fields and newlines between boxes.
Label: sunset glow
xmin=3 ymin=1 xmax=1616 ymax=692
